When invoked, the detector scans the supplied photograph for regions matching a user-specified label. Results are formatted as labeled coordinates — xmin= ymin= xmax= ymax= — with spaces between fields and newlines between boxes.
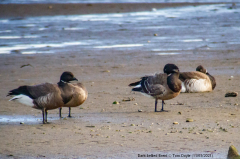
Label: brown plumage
xmin=59 ymin=83 xmax=88 ymax=118
xmin=7 ymin=71 xmax=85 ymax=124
xmin=179 ymin=65 xmax=216 ymax=93
xmin=129 ymin=64 xmax=182 ymax=112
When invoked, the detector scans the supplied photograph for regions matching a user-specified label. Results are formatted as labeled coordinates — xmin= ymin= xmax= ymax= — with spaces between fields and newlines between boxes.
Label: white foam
xmin=94 ymin=44 xmax=143 ymax=49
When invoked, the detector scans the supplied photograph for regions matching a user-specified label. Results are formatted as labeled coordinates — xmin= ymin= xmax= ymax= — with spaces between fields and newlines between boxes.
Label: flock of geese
xmin=7 ymin=64 xmax=216 ymax=124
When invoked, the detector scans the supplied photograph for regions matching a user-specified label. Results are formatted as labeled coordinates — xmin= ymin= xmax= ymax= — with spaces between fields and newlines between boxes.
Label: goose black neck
xmin=167 ymin=72 xmax=181 ymax=92
xmin=58 ymin=80 xmax=68 ymax=87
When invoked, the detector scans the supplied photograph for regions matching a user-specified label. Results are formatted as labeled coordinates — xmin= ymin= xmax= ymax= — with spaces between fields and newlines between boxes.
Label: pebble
xmin=112 ymin=101 xmax=119 ymax=104
xmin=130 ymin=124 xmax=135 ymax=126
xmin=178 ymin=112 xmax=182 ymax=115
xmin=20 ymin=122 xmax=24 ymax=124
xmin=138 ymin=109 xmax=142 ymax=112
xmin=186 ymin=118 xmax=194 ymax=122
xmin=225 ymin=92 xmax=238 ymax=97
xmin=173 ymin=122 xmax=179 ymax=125
xmin=220 ymin=127 xmax=228 ymax=132
xmin=170 ymin=130 xmax=178 ymax=133
xmin=86 ymin=126 xmax=95 ymax=128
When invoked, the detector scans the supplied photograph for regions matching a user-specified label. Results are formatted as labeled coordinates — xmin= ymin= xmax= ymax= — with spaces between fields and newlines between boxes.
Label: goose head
xmin=196 ymin=65 xmax=207 ymax=74
xmin=163 ymin=64 xmax=180 ymax=75
xmin=60 ymin=71 xmax=78 ymax=83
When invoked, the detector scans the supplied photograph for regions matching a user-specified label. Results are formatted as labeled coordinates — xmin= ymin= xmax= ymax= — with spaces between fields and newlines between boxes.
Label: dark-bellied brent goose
xmin=7 ymin=71 xmax=88 ymax=124
xmin=59 ymin=81 xmax=88 ymax=118
xmin=129 ymin=64 xmax=182 ymax=112
xmin=179 ymin=65 xmax=216 ymax=93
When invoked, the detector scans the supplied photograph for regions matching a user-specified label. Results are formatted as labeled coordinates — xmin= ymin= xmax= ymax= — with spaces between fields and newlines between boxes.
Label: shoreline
xmin=0 ymin=2 xmax=240 ymax=158
xmin=0 ymin=2 xmax=225 ymax=18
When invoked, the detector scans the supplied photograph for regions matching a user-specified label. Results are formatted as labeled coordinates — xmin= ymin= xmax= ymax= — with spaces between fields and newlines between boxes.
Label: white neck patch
xmin=61 ymin=80 xmax=67 ymax=83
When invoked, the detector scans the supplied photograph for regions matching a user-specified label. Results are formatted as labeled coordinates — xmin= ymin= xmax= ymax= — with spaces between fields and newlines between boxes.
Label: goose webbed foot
xmin=42 ymin=121 xmax=51 ymax=124
xmin=159 ymin=109 xmax=169 ymax=112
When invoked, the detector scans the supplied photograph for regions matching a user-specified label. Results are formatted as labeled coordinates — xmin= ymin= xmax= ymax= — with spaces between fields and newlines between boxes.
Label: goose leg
xmin=59 ymin=107 xmax=62 ymax=118
xmin=160 ymin=100 xmax=168 ymax=112
xmin=155 ymin=100 xmax=168 ymax=112
xmin=155 ymin=99 xmax=158 ymax=112
xmin=161 ymin=100 xmax=164 ymax=111
xmin=42 ymin=108 xmax=46 ymax=124
xmin=68 ymin=107 xmax=72 ymax=118
xmin=45 ymin=110 xmax=48 ymax=123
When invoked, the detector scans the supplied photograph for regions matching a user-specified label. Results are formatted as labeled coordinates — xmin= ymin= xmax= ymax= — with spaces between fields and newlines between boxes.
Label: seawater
xmin=0 ymin=0 xmax=238 ymax=4
xmin=0 ymin=3 xmax=240 ymax=54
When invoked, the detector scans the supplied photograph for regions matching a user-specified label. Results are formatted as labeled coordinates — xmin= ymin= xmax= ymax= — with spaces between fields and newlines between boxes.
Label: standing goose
xmin=179 ymin=65 xmax=216 ymax=93
xmin=59 ymin=82 xmax=88 ymax=118
xmin=129 ymin=64 xmax=182 ymax=112
xmin=7 ymin=71 xmax=80 ymax=124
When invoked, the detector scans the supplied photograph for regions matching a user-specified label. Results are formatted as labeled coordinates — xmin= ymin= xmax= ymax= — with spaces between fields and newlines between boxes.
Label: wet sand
xmin=0 ymin=3 xmax=240 ymax=159
xmin=0 ymin=2 xmax=223 ymax=18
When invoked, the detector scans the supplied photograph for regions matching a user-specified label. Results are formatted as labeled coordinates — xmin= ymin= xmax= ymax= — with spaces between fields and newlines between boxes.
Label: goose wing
xmin=140 ymin=73 xmax=167 ymax=96
xmin=27 ymin=83 xmax=59 ymax=99
xmin=179 ymin=71 xmax=208 ymax=81
xmin=8 ymin=83 xmax=58 ymax=99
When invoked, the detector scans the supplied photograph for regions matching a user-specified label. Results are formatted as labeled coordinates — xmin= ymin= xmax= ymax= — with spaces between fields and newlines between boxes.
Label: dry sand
xmin=0 ymin=3 xmax=240 ymax=159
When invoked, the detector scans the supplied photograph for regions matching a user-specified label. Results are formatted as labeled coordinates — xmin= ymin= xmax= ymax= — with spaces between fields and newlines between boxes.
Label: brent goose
xmin=7 ymin=71 xmax=83 ymax=124
xmin=179 ymin=65 xmax=216 ymax=93
xmin=129 ymin=64 xmax=182 ymax=112
xmin=59 ymin=82 xmax=88 ymax=118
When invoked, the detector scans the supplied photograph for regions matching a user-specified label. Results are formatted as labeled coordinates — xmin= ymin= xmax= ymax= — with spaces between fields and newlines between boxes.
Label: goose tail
xmin=129 ymin=80 xmax=141 ymax=87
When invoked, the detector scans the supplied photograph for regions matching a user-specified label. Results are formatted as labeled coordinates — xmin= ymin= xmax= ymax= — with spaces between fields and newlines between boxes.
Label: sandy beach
xmin=0 ymin=2 xmax=240 ymax=159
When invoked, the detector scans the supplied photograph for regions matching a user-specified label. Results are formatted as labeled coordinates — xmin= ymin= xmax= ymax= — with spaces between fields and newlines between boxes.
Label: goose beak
xmin=72 ymin=77 xmax=78 ymax=81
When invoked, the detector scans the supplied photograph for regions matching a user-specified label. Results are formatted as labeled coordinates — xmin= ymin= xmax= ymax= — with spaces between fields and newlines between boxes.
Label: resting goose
xmin=179 ymin=65 xmax=216 ymax=93
xmin=7 ymin=71 xmax=85 ymax=124
xmin=129 ymin=64 xmax=182 ymax=112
